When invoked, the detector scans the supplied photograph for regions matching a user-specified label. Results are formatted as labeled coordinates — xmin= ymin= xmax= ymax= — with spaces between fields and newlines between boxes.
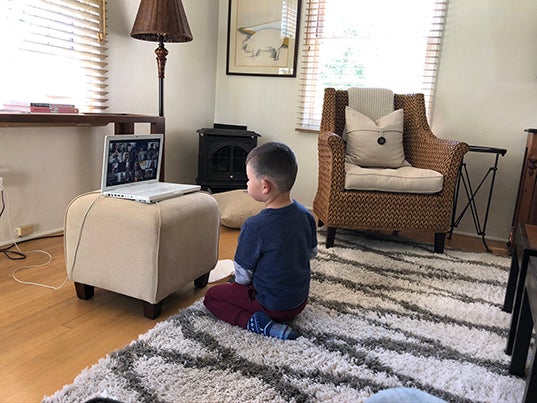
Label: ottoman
xmin=64 ymin=191 xmax=220 ymax=319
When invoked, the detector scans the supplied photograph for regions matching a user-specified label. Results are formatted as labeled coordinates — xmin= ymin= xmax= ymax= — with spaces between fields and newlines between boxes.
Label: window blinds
xmin=1 ymin=0 xmax=108 ymax=112
xmin=297 ymin=0 xmax=448 ymax=130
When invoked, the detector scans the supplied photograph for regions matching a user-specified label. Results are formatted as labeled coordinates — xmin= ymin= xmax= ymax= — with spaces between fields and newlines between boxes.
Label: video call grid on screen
xmin=106 ymin=138 xmax=160 ymax=187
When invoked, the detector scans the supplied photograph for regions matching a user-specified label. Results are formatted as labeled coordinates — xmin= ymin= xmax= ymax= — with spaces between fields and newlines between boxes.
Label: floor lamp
xmin=130 ymin=0 xmax=193 ymax=117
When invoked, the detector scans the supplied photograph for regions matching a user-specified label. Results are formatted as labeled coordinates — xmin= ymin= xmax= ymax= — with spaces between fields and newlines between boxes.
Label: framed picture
xmin=226 ymin=0 xmax=301 ymax=77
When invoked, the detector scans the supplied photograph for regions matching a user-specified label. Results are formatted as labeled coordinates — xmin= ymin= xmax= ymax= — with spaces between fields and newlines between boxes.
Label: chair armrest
xmin=406 ymin=129 xmax=469 ymax=197
xmin=318 ymin=131 xmax=346 ymax=191
xmin=406 ymin=129 xmax=468 ymax=176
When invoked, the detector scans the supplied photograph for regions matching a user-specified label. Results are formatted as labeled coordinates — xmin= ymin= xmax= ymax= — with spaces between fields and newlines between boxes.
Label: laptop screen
xmin=102 ymin=134 xmax=163 ymax=189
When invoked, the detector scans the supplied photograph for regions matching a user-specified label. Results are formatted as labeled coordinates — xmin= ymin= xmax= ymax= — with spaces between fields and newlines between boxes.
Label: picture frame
xmin=226 ymin=0 xmax=301 ymax=77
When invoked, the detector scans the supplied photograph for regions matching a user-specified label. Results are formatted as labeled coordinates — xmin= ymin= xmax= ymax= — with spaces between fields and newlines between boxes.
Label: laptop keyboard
xmin=128 ymin=183 xmax=179 ymax=196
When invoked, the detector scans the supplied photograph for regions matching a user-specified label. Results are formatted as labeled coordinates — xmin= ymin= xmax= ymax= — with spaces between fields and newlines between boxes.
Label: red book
xmin=30 ymin=106 xmax=79 ymax=113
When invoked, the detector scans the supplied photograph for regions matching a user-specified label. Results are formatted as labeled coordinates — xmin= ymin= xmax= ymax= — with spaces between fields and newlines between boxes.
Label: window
xmin=0 ymin=0 xmax=108 ymax=112
xmin=297 ymin=0 xmax=448 ymax=130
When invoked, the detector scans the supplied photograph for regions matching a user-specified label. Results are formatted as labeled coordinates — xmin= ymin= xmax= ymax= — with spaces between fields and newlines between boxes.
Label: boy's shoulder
xmin=244 ymin=201 xmax=301 ymax=221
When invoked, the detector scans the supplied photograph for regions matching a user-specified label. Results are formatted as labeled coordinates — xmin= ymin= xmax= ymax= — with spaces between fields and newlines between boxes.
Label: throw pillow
xmin=344 ymin=106 xmax=405 ymax=168
xmin=211 ymin=189 xmax=264 ymax=228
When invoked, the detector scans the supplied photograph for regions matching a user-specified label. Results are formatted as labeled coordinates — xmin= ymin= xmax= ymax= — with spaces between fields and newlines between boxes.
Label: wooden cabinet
xmin=511 ymin=129 xmax=537 ymax=244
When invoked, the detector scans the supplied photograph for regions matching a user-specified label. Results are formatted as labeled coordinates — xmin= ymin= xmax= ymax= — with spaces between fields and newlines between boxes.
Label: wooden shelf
xmin=0 ymin=112 xmax=166 ymax=178
xmin=0 ymin=112 xmax=165 ymax=134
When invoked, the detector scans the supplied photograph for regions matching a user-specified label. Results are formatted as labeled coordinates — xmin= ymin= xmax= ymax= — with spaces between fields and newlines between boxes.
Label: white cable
xmin=68 ymin=193 xmax=104 ymax=280
xmin=2 ymin=188 xmax=67 ymax=290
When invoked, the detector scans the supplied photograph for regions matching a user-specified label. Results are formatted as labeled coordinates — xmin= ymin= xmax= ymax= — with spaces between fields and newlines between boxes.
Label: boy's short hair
xmin=246 ymin=142 xmax=298 ymax=192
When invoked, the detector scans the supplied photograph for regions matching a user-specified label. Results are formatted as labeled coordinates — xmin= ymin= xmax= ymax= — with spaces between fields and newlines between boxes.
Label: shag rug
xmin=44 ymin=230 xmax=525 ymax=403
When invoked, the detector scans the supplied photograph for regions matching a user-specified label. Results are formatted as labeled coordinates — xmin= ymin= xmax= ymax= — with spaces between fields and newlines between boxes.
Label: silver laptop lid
xmin=101 ymin=134 xmax=164 ymax=192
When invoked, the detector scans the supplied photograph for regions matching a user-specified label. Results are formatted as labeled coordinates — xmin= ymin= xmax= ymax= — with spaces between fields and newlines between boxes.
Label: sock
xmin=247 ymin=311 xmax=299 ymax=340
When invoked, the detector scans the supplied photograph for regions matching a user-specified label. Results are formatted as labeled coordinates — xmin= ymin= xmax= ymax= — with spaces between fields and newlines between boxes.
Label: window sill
xmin=295 ymin=127 xmax=320 ymax=134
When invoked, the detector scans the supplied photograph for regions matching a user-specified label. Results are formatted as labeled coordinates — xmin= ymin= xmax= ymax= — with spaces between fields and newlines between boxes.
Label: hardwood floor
xmin=0 ymin=227 xmax=508 ymax=402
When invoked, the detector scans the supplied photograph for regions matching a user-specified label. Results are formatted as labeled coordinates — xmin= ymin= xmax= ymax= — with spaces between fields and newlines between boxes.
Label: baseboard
xmin=450 ymin=229 xmax=508 ymax=244
xmin=0 ymin=227 xmax=64 ymax=248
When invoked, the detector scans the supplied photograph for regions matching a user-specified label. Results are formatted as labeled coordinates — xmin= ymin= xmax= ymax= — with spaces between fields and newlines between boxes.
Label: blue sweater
xmin=234 ymin=200 xmax=318 ymax=311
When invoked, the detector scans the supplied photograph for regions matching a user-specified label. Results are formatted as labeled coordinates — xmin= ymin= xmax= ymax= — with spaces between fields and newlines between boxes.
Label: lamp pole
xmin=155 ymin=35 xmax=167 ymax=117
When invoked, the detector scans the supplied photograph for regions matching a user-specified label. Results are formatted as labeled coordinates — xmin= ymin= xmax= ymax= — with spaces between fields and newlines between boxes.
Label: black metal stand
xmin=449 ymin=145 xmax=507 ymax=252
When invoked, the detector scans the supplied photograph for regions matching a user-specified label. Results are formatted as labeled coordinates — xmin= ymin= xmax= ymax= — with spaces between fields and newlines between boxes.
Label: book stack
xmin=0 ymin=101 xmax=79 ymax=113
xmin=29 ymin=103 xmax=79 ymax=113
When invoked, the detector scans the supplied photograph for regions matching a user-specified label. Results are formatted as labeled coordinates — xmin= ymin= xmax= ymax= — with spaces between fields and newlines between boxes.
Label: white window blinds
xmin=297 ymin=0 xmax=448 ymax=130
xmin=0 ymin=0 xmax=108 ymax=112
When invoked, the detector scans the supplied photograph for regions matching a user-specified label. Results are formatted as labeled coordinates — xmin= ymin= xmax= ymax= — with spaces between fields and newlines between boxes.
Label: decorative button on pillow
xmin=344 ymin=106 xmax=405 ymax=168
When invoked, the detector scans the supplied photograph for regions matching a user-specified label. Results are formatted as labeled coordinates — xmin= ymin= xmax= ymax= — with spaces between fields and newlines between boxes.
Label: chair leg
xmin=194 ymin=272 xmax=210 ymax=289
xmin=326 ymin=227 xmax=337 ymax=248
xmin=434 ymin=232 xmax=446 ymax=253
xmin=143 ymin=301 xmax=163 ymax=319
xmin=74 ymin=282 xmax=94 ymax=300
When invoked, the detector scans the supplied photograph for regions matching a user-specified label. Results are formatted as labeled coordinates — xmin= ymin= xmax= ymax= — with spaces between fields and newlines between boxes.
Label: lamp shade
xmin=130 ymin=0 xmax=193 ymax=43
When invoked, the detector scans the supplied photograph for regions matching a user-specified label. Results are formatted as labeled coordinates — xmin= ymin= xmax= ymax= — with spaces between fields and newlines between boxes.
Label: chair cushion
xmin=344 ymin=106 xmax=406 ymax=168
xmin=211 ymin=189 xmax=264 ymax=228
xmin=344 ymin=163 xmax=444 ymax=194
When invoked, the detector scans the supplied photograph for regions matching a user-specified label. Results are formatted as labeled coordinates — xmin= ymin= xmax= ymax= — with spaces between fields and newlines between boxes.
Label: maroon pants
xmin=203 ymin=282 xmax=307 ymax=329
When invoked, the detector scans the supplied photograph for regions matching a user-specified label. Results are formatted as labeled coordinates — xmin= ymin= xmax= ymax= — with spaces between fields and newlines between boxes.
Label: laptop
xmin=101 ymin=134 xmax=200 ymax=203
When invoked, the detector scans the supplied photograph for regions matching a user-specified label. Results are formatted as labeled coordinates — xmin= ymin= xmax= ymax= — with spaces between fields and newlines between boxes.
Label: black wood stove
xmin=196 ymin=124 xmax=261 ymax=193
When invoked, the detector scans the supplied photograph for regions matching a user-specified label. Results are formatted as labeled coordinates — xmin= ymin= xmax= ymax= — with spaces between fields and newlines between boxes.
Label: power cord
xmin=0 ymin=190 xmax=25 ymax=260
xmin=0 ymin=187 xmax=67 ymax=290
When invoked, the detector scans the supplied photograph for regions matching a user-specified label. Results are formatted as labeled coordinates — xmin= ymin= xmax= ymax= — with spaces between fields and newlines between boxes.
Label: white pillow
xmin=344 ymin=106 xmax=405 ymax=168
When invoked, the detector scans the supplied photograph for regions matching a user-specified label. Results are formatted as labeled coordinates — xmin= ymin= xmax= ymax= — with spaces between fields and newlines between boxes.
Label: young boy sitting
xmin=203 ymin=142 xmax=318 ymax=340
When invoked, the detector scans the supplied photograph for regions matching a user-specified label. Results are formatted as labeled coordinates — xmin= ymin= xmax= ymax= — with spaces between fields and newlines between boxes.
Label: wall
xmin=215 ymin=0 xmax=537 ymax=242
xmin=432 ymin=0 xmax=537 ymax=240
xmin=214 ymin=0 xmax=318 ymax=214
xmin=1 ymin=0 xmax=536 ymax=246
xmin=106 ymin=0 xmax=219 ymax=185
xmin=0 ymin=0 xmax=219 ymax=245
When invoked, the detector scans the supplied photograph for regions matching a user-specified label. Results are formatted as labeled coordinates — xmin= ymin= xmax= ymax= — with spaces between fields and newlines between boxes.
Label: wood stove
xmin=196 ymin=124 xmax=261 ymax=193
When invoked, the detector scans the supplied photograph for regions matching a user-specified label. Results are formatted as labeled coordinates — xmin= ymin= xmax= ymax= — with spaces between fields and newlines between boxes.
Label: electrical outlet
xmin=0 ymin=176 xmax=3 ymax=191
xmin=17 ymin=224 xmax=34 ymax=237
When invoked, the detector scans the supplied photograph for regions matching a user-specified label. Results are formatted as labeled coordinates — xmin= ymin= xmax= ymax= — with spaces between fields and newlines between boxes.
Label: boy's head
xmin=246 ymin=142 xmax=298 ymax=193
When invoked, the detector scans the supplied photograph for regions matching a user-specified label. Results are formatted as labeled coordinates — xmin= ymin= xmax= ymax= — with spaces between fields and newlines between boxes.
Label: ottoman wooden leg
xmin=194 ymin=272 xmax=210 ymax=289
xmin=75 ymin=282 xmax=94 ymax=300
xmin=143 ymin=301 xmax=163 ymax=319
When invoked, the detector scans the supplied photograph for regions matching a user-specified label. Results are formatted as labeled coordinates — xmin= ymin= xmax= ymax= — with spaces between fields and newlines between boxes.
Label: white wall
xmin=0 ymin=0 xmax=219 ymax=245
xmin=1 ymin=0 xmax=535 ymax=246
xmin=107 ymin=0 xmax=219 ymax=185
xmin=432 ymin=0 xmax=537 ymax=240
xmin=215 ymin=0 xmax=537 ymax=242
xmin=214 ymin=0 xmax=318 ymax=214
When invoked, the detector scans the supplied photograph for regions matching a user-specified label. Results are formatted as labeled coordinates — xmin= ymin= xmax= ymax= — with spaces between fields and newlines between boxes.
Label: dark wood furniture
xmin=505 ymin=224 xmax=537 ymax=355
xmin=196 ymin=124 xmax=260 ymax=193
xmin=510 ymin=128 xmax=537 ymax=245
xmin=508 ymin=253 xmax=537 ymax=402
xmin=0 ymin=112 xmax=166 ymax=177
xmin=0 ymin=112 xmax=164 ymax=133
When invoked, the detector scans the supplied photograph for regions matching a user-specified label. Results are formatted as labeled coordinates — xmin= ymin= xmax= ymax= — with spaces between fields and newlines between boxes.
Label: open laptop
xmin=101 ymin=134 xmax=200 ymax=203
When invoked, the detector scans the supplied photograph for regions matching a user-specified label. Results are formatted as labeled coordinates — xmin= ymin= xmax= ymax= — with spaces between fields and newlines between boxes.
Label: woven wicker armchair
xmin=313 ymin=88 xmax=469 ymax=253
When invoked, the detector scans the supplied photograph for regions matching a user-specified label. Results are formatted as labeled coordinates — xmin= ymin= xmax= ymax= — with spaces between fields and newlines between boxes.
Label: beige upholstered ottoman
xmin=64 ymin=191 xmax=219 ymax=319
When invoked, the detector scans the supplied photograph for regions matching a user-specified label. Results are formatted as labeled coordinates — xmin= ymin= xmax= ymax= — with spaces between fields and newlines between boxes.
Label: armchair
xmin=313 ymin=88 xmax=469 ymax=253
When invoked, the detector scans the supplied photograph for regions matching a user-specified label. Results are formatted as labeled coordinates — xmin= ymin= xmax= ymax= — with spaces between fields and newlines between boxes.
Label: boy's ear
xmin=261 ymin=178 xmax=272 ymax=194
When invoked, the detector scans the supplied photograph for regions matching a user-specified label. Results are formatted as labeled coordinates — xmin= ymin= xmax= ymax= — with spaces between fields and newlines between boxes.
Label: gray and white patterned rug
xmin=43 ymin=230 xmax=525 ymax=402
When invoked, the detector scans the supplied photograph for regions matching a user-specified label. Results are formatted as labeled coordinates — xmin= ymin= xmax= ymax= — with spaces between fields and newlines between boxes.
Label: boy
xmin=204 ymin=142 xmax=317 ymax=340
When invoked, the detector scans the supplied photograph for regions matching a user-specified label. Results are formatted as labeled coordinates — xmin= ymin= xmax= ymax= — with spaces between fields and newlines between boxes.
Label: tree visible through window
xmin=297 ymin=0 xmax=448 ymax=130
xmin=0 ymin=0 xmax=108 ymax=112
